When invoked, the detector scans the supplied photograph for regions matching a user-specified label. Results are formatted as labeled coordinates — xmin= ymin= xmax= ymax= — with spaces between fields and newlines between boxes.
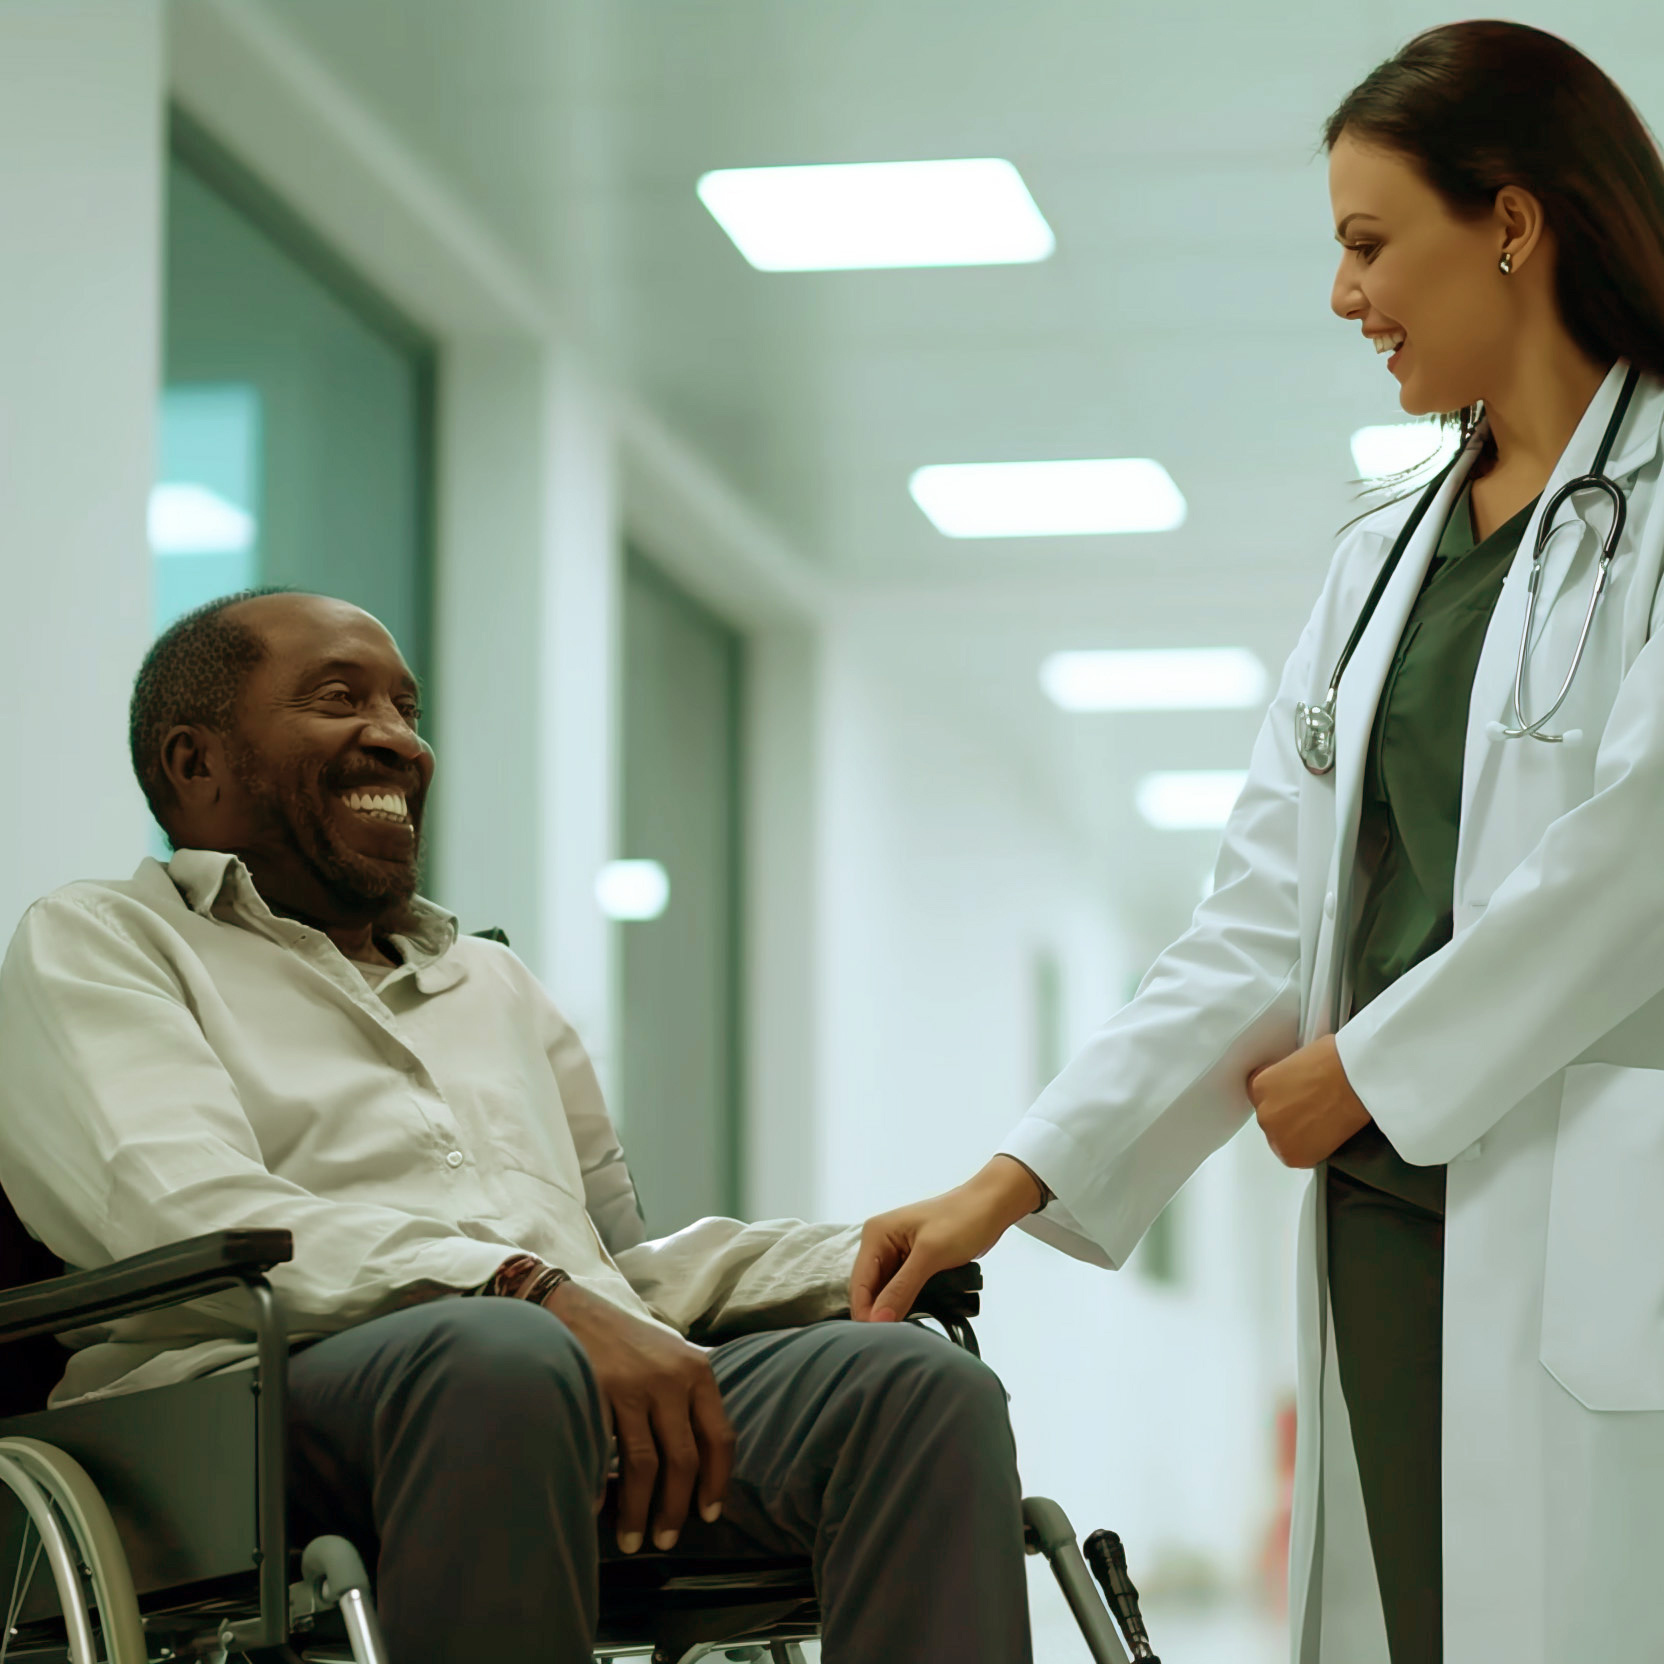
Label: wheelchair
xmin=0 ymin=1198 xmax=1157 ymax=1663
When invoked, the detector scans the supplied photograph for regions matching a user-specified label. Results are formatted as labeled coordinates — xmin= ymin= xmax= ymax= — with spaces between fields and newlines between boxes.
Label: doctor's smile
xmin=855 ymin=18 xmax=1664 ymax=1664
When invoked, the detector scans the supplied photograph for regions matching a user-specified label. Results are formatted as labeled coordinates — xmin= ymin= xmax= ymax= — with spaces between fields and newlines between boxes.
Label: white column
xmin=0 ymin=0 xmax=163 ymax=939
xmin=430 ymin=342 xmax=547 ymax=951
xmin=538 ymin=351 xmax=622 ymax=1096
xmin=432 ymin=343 xmax=622 ymax=1097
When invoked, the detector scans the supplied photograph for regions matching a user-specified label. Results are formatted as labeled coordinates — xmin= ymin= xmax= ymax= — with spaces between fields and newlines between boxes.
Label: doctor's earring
xmin=1499 ymin=251 xmax=1514 ymax=275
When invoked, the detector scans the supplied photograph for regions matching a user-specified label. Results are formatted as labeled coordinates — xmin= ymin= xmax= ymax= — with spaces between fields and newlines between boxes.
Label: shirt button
xmin=1323 ymin=891 xmax=1337 ymax=919
xmin=445 ymin=1150 xmax=464 ymax=1168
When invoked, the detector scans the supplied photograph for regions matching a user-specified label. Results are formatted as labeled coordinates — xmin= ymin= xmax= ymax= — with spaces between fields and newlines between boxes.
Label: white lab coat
xmin=1002 ymin=359 xmax=1664 ymax=1661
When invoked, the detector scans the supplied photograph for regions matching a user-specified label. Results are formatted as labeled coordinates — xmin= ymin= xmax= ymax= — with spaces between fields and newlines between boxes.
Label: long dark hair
xmin=1325 ymin=20 xmax=1664 ymax=493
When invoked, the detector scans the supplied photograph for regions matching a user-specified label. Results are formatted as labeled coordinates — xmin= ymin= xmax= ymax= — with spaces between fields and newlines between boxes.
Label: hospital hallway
xmin=9 ymin=1 xmax=1663 ymax=1660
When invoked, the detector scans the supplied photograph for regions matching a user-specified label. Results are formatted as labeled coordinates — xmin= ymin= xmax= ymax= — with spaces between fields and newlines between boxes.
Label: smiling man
xmin=0 ymin=589 xmax=1032 ymax=1664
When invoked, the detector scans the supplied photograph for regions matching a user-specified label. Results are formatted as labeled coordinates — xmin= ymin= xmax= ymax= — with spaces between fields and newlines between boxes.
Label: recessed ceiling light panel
xmin=1135 ymin=770 xmax=1249 ymax=830
xmin=909 ymin=458 xmax=1186 ymax=538
xmin=1040 ymin=648 xmax=1268 ymax=712
xmin=696 ymin=158 xmax=1055 ymax=272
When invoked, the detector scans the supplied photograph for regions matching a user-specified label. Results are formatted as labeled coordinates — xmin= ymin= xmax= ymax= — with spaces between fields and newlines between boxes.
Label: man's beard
xmin=229 ymin=742 xmax=423 ymax=920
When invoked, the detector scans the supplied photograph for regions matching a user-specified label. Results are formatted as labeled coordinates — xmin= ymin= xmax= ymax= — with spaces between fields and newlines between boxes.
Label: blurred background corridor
xmin=7 ymin=2 xmax=1660 ymax=1656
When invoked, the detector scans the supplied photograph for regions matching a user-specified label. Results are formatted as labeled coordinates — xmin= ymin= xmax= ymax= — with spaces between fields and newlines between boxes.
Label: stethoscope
xmin=1294 ymin=363 xmax=1640 ymax=776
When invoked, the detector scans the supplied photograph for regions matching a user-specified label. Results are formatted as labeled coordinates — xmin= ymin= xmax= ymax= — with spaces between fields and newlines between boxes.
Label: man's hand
xmin=1247 ymin=1035 xmax=1371 ymax=1167
xmin=849 ymin=1155 xmax=1043 ymax=1323
xmin=546 ymin=1281 xmax=735 ymax=1555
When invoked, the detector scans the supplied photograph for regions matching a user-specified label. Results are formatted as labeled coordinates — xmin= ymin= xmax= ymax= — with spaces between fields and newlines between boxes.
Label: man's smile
xmin=339 ymin=787 xmax=412 ymax=826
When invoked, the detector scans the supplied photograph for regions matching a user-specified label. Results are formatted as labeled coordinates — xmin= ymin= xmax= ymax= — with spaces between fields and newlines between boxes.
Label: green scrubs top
xmin=1325 ymin=482 xmax=1537 ymax=1664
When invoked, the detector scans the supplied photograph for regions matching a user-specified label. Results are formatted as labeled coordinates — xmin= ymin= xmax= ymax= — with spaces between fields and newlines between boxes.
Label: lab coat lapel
xmin=1459 ymin=362 xmax=1663 ymax=833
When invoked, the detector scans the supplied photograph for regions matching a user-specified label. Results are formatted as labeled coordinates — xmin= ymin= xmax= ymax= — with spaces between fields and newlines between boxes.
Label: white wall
xmin=0 ymin=0 xmax=163 ymax=939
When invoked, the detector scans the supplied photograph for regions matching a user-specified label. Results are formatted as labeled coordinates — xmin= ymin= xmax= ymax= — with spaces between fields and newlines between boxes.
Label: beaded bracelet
xmin=479 ymin=1253 xmax=572 ymax=1306
xmin=522 ymin=1265 xmax=572 ymax=1306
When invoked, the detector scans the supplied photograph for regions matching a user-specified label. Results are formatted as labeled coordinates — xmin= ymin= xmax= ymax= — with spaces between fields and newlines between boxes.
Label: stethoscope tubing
xmin=1497 ymin=467 xmax=1628 ymax=741
xmin=1319 ymin=445 xmax=1467 ymax=710
xmin=1300 ymin=364 xmax=1639 ymax=772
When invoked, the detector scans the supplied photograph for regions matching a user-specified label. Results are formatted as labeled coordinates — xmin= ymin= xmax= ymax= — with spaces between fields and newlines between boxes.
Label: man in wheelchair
xmin=0 ymin=590 xmax=1035 ymax=1663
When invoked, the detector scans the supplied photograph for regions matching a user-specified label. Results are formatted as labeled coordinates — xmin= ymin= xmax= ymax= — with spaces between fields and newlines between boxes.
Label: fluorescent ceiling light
xmin=696 ymin=158 xmax=1055 ymax=271
xmin=1135 ymin=770 xmax=1249 ymax=830
xmin=1349 ymin=421 xmax=1459 ymax=479
xmin=595 ymin=860 xmax=670 ymax=922
xmin=910 ymin=458 xmax=1186 ymax=539
xmin=1040 ymin=648 xmax=1269 ymax=712
xmin=148 ymin=483 xmax=256 ymax=556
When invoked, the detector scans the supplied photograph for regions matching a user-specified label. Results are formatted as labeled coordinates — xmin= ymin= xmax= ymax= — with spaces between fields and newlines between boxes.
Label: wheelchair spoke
xmin=0 ymin=1495 xmax=116 ymax=1664
xmin=4 ymin=1518 xmax=44 ymax=1664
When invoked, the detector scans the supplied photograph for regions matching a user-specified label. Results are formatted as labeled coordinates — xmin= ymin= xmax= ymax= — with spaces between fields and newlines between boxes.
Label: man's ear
xmin=159 ymin=724 xmax=228 ymax=826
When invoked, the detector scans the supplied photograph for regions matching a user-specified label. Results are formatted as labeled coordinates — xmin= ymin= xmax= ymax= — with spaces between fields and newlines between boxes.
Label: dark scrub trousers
xmin=1324 ymin=483 xmax=1537 ymax=1664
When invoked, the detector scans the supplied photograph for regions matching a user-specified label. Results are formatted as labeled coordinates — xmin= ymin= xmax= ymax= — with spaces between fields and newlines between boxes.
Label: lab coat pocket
xmin=1541 ymin=1062 xmax=1664 ymax=1411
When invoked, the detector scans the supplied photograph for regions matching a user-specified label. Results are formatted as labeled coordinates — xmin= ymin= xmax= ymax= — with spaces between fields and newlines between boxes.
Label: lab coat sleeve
xmin=1336 ymin=617 xmax=1664 ymax=1165
xmin=1001 ymin=603 xmax=1325 ymax=1268
xmin=0 ymin=895 xmax=515 ymax=1336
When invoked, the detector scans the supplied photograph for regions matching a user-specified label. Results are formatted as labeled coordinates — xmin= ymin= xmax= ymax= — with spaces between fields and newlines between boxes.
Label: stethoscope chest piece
xmin=1295 ymin=695 xmax=1337 ymax=775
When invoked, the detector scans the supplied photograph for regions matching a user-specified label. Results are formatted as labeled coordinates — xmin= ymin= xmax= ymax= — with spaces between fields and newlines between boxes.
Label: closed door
xmin=618 ymin=549 xmax=743 ymax=1234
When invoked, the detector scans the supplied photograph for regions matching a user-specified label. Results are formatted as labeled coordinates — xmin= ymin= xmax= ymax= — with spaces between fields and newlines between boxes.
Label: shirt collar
xmin=162 ymin=848 xmax=464 ymax=991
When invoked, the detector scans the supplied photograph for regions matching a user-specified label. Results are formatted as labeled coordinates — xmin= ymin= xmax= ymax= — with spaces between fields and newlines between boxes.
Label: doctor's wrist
xmin=973 ymin=1154 xmax=1048 ymax=1223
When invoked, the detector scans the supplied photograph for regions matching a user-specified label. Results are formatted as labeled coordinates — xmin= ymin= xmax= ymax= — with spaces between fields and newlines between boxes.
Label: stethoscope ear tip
xmin=1484 ymin=721 xmax=1509 ymax=743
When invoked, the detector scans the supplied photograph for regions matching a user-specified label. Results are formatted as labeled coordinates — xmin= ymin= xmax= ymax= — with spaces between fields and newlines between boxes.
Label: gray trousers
xmin=286 ymin=1297 xmax=1033 ymax=1663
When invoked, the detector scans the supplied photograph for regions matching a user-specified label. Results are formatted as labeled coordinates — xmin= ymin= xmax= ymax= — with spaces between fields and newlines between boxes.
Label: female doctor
xmin=850 ymin=21 xmax=1664 ymax=1664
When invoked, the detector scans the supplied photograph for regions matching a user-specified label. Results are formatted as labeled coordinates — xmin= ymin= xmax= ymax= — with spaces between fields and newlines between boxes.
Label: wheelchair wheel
xmin=0 ymin=1438 xmax=145 ymax=1664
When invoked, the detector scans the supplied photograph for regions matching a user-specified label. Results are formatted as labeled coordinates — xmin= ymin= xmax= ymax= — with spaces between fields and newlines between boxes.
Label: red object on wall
xmin=1260 ymin=1395 xmax=1298 ymax=1613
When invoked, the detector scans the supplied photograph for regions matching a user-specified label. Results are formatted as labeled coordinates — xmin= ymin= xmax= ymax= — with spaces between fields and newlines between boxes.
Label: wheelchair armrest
xmin=913 ymin=1262 xmax=982 ymax=1325
xmin=905 ymin=1262 xmax=983 ymax=1357
xmin=0 ymin=1228 xmax=294 ymax=1346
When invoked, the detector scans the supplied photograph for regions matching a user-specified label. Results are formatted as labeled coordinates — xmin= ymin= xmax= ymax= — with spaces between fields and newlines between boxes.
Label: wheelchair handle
xmin=298 ymin=1536 xmax=391 ymax=1664
xmin=301 ymin=1534 xmax=372 ymax=1605
xmin=1084 ymin=1529 xmax=1160 ymax=1662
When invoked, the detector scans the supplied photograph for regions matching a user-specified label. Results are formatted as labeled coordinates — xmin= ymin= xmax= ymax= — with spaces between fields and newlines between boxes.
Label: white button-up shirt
xmin=0 ymin=851 xmax=856 ymax=1405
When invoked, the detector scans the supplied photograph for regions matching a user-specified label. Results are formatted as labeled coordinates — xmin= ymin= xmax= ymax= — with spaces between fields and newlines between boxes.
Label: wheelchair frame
xmin=0 ymin=1228 xmax=1149 ymax=1664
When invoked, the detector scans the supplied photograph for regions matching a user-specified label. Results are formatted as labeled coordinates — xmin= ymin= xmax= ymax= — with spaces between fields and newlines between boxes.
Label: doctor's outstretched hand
xmin=850 ymin=1155 xmax=1044 ymax=1323
xmin=1248 ymin=1035 xmax=1371 ymax=1167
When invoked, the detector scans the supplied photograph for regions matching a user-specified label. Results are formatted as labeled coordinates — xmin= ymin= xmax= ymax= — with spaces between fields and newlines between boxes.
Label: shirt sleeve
xmin=534 ymin=986 xmax=648 ymax=1257
xmin=0 ymin=894 xmax=511 ymax=1336
xmin=523 ymin=969 xmax=858 ymax=1336
xmin=610 ymin=1218 xmax=862 ymax=1343
xmin=1336 ymin=617 xmax=1664 ymax=1164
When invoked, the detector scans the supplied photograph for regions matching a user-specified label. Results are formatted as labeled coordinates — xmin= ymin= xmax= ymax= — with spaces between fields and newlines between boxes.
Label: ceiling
xmin=264 ymin=0 xmax=1664 ymax=952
